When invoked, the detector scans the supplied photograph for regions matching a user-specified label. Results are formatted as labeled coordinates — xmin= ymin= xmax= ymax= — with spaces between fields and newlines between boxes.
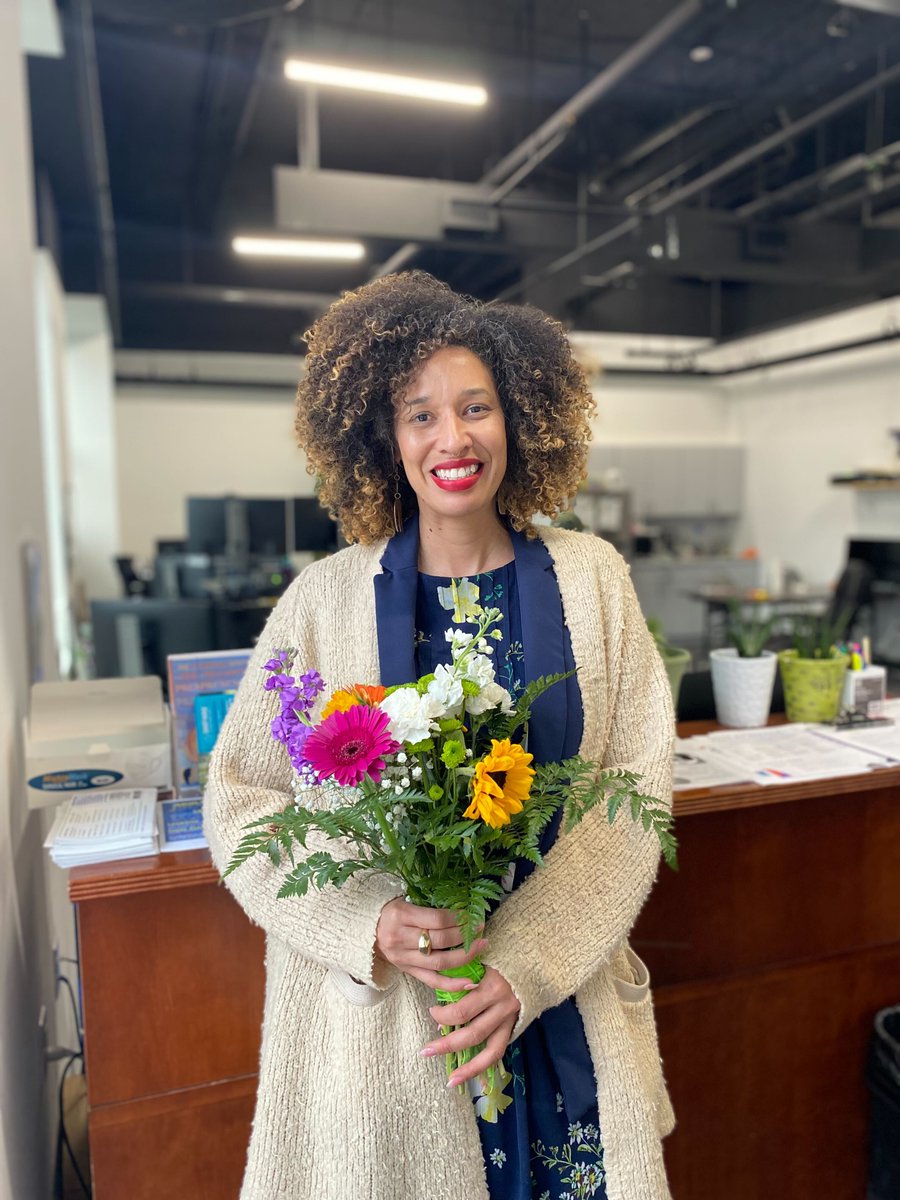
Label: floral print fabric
xmin=415 ymin=565 xmax=607 ymax=1200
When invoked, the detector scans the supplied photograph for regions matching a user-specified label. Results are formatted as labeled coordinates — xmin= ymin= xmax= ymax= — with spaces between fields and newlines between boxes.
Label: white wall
xmin=114 ymin=372 xmax=734 ymax=563
xmin=116 ymin=385 xmax=315 ymax=563
xmin=589 ymin=373 xmax=734 ymax=444
xmin=1 ymin=5 xmax=62 ymax=1196
xmin=726 ymin=342 xmax=900 ymax=586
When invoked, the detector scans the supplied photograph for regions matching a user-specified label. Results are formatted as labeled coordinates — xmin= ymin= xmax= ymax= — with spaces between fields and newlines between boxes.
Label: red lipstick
xmin=430 ymin=459 xmax=484 ymax=491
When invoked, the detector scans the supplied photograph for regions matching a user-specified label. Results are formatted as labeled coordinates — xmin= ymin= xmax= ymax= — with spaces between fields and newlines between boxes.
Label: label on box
xmin=28 ymin=768 xmax=125 ymax=792
xmin=160 ymin=797 xmax=203 ymax=842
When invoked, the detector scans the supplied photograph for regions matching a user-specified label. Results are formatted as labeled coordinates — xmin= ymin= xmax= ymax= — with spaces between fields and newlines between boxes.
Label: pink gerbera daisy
xmin=303 ymin=704 xmax=400 ymax=787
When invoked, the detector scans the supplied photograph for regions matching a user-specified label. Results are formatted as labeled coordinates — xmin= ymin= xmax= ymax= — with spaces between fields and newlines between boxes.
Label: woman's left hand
xmin=421 ymin=966 xmax=520 ymax=1087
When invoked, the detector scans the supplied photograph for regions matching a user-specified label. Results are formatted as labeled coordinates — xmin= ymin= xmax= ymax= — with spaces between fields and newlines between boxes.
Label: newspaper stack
xmin=44 ymin=788 xmax=159 ymax=868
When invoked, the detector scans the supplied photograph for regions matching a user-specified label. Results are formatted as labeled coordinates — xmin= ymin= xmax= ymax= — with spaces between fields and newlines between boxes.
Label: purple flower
xmin=263 ymin=650 xmax=291 ymax=673
xmin=299 ymin=670 xmax=325 ymax=705
xmin=286 ymin=723 xmax=313 ymax=772
xmin=270 ymin=711 xmax=293 ymax=745
xmin=265 ymin=673 xmax=296 ymax=692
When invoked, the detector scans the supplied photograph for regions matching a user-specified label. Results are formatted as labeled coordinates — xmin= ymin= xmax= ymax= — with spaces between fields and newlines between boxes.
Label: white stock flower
xmin=445 ymin=627 xmax=473 ymax=650
xmin=463 ymin=652 xmax=496 ymax=689
xmin=380 ymin=686 xmax=441 ymax=744
xmin=465 ymin=680 xmax=514 ymax=716
xmin=425 ymin=663 xmax=464 ymax=713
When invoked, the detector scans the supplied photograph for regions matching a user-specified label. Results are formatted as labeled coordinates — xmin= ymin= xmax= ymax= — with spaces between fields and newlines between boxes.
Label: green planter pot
xmin=661 ymin=647 xmax=692 ymax=709
xmin=777 ymin=649 xmax=849 ymax=723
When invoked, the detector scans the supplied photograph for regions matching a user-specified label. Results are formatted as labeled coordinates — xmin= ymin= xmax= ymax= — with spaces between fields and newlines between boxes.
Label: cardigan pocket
xmin=327 ymin=965 xmax=400 ymax=1008
xmin=612 ymin=947 xmax=675 ymax=1138
xmin=612 ymin=945 xmax=650 ymax=1003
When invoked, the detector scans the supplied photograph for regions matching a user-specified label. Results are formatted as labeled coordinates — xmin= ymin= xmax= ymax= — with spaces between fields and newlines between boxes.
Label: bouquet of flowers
xmin=226 ymin=604 xmax=676 ymax=1120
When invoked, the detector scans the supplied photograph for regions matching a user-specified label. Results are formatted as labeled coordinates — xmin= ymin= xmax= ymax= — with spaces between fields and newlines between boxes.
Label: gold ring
xmin=417 ymin=929 xmax=433 ymax=957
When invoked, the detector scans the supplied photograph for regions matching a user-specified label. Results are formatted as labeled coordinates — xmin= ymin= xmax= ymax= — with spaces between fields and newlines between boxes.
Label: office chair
xmin=115 ymin=556 xmax=149 ymax=598
xmin=826 ymin=557 xmax=874 ymax=639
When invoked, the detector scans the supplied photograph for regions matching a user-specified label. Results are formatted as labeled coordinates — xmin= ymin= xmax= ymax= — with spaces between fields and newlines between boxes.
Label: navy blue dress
xmin=415 ymin=564 xmax=608 ymax=1200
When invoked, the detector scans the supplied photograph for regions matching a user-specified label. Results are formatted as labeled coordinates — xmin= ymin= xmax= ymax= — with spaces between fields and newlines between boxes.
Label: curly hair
xmin=295 ymin=271 xmax=596 ymax=544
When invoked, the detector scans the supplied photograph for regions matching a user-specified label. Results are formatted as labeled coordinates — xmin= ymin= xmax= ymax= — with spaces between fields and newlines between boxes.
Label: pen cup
xmin=841 ymin=665 xmax=887 ymax=718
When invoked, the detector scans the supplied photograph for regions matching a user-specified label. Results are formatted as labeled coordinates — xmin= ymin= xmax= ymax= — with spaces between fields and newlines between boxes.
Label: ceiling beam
xmin=122 ymin=282 xmax=336 ymax=311
xmin=497 ymin=57 xmax=900 ymax=303
xmin=373 ymin=0 xmax=702 ymax=279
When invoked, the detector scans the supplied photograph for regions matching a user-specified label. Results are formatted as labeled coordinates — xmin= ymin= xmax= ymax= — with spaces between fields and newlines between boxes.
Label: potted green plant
xmin=709 ymin=602 xmax=778 ymax=728
xmin=778 ymin=611 xmax=851 ymax=723
xmin=647 ymin=617 xmax=692 ymax=709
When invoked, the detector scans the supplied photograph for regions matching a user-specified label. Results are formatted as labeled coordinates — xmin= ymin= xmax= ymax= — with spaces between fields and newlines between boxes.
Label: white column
xmin=65 ymin=294 xmax=121 ymax=600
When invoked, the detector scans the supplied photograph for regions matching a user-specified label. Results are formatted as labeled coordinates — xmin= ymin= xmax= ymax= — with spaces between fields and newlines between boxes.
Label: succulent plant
xmin=724 ymin=599 xmax=776 ymax=658
xmin=790 ymin=609 xmax=852 ymax=660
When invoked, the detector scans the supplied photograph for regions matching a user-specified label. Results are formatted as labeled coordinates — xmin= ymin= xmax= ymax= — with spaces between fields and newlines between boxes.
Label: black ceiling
xmin=27 ymin=0 xmax=900 ymax=353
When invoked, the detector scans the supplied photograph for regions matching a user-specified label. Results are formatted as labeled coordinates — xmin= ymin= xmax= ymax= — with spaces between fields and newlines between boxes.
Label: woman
xmin=204 ymin=271 xmax=675 ymax=1200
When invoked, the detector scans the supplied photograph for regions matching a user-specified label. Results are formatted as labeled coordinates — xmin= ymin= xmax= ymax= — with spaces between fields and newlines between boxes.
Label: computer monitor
xmin=292 ymin=497 xmax=339 ymax=553
xmin=246 ymin=498 xmax=288 ymax=557
xmin=187 ymin=498 xmax=228 ymax=556
xmin=90 ymin=599 xmax=216 ymax=694
xmin=847 ymin=539 xmax=900 ymax=584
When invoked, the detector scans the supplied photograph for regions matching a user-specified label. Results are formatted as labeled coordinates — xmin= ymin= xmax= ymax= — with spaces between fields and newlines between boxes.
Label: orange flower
xmin=321 ymin=684 xmax=386 ymax=719
xmin=464 ymin=739 xmax=535 ymax=829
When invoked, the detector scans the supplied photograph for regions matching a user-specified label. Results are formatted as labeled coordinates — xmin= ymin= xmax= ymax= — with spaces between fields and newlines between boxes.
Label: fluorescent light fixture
xmin=284 ymin=59 xmax=487 ymax=107
xmin=837 ymin=0 xmax=900 ymax=14
xmin=232 ymin=236 xmax=366 ymax=261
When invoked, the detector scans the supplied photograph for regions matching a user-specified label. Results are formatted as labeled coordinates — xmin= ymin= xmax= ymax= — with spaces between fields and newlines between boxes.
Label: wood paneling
xmin=656 ymin=947 xmax=900 ymax=1200
xmin=633 ymin=750 xmax=900 ymax=1200
xmin=73 ymin=858 xmax=265 ymax=1198
xmin=79 ymin=871 xmax=265 ymax=1106
xmin=635 ymin=782 xmax=900 ymax=986
xmin=89 ymin=1077 xmax=256 ymax=1200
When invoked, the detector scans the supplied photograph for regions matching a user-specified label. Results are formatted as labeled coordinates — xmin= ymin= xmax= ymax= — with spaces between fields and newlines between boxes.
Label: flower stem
xmin=365 ymin=788 xmax=404 ymax=860
xmin=435 ymin=958 xmax=486 ymax=1092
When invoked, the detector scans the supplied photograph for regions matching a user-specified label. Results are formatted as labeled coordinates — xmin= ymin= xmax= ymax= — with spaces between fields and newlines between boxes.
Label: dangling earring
xmin=391 ymin=465 xmax=404 ymax=535
xmin=496 ymin=489 xmax=507 ymax=517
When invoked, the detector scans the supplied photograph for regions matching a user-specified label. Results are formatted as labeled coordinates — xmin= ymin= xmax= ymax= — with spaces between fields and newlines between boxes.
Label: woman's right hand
xmin=375 ymin=898 xmax=487 ymax=990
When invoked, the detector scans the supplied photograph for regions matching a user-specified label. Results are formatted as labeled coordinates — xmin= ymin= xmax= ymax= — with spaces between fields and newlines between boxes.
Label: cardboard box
xmin=25 ymin=676 xmax=172 ymax=808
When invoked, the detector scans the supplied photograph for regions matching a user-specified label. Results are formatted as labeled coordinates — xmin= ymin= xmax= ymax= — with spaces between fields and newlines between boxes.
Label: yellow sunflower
xmin=464 ymin=739 xmax=535 ymax=829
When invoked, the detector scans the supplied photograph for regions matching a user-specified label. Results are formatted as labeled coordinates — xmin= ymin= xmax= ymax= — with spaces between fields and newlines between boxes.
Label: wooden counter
xmin=70 ymin=850 xmax=261 ymax=1199
xmin=71 ymin=744 xmax=900 ymax=1199
xmin=636 ymin=729 xmax=900 ymax=1200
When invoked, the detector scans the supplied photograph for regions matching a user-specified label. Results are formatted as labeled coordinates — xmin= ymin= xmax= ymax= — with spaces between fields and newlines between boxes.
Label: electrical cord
xmin=58 ymin=1050 xmax=92 ymax=1199
xmin=56 ymin=974 xmax=85 ymax=1056
xmin=55 ymin=970 xmax=92 ymax=1199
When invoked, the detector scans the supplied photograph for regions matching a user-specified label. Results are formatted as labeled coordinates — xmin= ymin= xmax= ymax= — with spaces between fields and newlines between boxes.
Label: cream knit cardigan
xmin=204 ymin=526 xmax=676 ymax=1200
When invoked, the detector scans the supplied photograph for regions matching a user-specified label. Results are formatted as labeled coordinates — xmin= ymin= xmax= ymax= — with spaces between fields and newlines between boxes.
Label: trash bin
xmin=867 ymin=1005 xmax=900 ymax=1200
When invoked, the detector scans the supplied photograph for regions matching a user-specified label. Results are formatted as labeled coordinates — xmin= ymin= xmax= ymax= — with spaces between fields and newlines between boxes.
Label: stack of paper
xmin=676 ymin=719 xmax=898 ymax=790
xmin=44 ymin=789 xmax=159 ymax=868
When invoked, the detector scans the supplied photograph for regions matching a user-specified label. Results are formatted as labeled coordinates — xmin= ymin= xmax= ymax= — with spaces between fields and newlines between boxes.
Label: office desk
xmin=687 ymin=586 xmax=831 ymax=653
xmin=70 ymin=851 xmax=263 ymax=1199
xmin=635 ymin=722 xmax=900 ymax=1200
xmin=71 ymin=747 xmax=900 ymax=1199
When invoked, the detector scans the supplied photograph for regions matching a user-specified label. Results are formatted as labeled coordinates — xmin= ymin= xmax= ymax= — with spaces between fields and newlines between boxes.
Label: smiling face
xmin=394 ymin=345 xmax=508 ymax=528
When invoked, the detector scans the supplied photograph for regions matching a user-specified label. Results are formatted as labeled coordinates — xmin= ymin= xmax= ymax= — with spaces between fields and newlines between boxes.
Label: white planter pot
xmin=709 ymin=648 xmax=778 ymax=729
